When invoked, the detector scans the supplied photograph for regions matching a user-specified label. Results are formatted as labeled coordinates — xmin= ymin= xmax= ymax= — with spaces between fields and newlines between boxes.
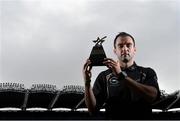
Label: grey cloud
xmin=0 ymin=0 xmax=179 ymax=93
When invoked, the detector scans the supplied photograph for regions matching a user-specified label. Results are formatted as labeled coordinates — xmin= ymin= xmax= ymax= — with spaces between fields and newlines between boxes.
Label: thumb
xmin=117 ymin=60 xmax=120 ymax=67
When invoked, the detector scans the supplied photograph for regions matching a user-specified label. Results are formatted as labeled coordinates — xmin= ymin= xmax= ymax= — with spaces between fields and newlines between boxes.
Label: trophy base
xmin=89 ymin=55 xmax=106 ymax=66
xmin=89 ymin=45 xmax=106 ymax=66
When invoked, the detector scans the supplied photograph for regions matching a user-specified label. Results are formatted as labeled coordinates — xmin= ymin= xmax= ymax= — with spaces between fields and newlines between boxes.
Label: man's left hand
xmin=103 ymin=58 xmax=121 ymax=76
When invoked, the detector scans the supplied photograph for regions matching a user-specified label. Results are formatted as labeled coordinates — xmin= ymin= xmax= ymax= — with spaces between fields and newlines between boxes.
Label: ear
xmin=113 ymin=48 xmax=117 ymax=55
xmin=134 ymin=47 xmax=137 ymax=53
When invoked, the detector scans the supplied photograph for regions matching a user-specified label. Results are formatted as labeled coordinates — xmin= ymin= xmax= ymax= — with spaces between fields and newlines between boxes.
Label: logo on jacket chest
xmin=106 ymin=73 xmax=120 ymax=86
xmin=109 ymin=77 xmax=120 ymax=85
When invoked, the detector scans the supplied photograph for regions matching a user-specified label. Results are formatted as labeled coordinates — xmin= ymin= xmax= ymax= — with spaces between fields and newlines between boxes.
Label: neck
xmin=120 ymin=60 xmax=134 ymax=69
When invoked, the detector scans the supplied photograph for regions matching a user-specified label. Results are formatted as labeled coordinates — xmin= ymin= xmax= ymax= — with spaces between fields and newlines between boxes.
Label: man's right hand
xmin=83 ymin=59 xmax=92 ymax=86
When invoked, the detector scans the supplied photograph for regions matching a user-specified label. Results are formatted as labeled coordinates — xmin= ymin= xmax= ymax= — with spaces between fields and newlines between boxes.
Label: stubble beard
xmin=120 ymin=54 xmax=131 ymax=63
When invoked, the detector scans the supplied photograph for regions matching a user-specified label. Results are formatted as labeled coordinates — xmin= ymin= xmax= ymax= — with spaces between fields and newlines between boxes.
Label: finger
xmin=87 ymin=64 xmax=92 ymax=71
xmin=106 ymin=65 xmax=113 ymax=69
xmin=88 ymin=65 xmax=92 ymax=71
xmin=83 ymin=59 xmax=89 ymax=69
xmin=83 ymin=59 xmax=91 ymax=69
xmin=104 ymin=58 xmax=111 ymax=63
xmin=117 ymin=60 xmax=120 ymax=67
xmin=84 ymin=63 xmax=90 ymax=71
xmin=104 ymin=58 xmax=117 ymax=65
xmin=103 ymin=61 xmax=112 ymax=67
xmin=103 ymin=60 xmax=116 ymax=66
xmin=104 ymin=62 xmax=118 ymax=71
xmin=83 ymin=63 xmax=88 ymax=71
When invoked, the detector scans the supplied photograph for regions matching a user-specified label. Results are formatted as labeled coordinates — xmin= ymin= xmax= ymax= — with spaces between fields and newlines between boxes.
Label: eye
xmin=126 ymin=43 xmax=132 ymax=48
xmin=118 ymin=44 xmax=124 ymax=48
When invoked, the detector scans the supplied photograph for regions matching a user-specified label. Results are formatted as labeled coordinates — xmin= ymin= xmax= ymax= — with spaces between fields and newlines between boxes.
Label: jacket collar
xmin=121 ymin=62 xmax=137 ymax=71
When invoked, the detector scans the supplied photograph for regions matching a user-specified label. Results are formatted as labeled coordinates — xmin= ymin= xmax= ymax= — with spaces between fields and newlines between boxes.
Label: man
xmin=82 ymin=32 xmax=160 ymax=119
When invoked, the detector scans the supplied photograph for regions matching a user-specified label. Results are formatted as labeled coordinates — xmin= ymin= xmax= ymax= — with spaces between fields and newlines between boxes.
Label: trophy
xmin=89 ymin=36 xmax=107 ymax=66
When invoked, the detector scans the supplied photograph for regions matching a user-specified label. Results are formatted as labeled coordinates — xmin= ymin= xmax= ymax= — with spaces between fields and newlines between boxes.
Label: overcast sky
xmin=0 ymin=0 xmax=179 ymax=93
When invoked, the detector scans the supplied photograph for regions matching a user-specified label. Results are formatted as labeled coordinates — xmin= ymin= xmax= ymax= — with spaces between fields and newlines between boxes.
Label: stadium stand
xmin=23 ymin=84 xmax=57 ymax=110
xmin=0 ymin=83 xmax=26 ymax=109
xmin=0 ymin=82 xmax=179 ymax=120
xmin=49 ymin=85 xmax=85 ymax=110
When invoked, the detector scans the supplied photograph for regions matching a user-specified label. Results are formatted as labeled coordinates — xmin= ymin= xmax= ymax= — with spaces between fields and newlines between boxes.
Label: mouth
xmin=120 ymin=54 xmax=130 ymax=63
xmin=122 ymin=54 xmax=129 ymax=56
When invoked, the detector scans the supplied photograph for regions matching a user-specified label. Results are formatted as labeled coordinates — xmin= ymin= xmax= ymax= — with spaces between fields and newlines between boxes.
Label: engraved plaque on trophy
xmin=89 ymin=36 xmax=107 ymax=66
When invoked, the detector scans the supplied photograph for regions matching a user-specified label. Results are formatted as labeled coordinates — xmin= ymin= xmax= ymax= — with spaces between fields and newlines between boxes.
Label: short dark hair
xmin=114 ymin=32 xmax=135 ymax=48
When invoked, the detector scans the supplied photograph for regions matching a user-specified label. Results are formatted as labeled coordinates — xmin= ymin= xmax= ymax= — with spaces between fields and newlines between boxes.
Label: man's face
xmin=114 ymin=36 xmax=136 ymax=63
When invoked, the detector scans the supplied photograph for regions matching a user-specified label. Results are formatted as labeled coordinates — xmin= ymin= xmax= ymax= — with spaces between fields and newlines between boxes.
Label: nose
xmin=122 ymin=45 xmax=128 ymax=52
